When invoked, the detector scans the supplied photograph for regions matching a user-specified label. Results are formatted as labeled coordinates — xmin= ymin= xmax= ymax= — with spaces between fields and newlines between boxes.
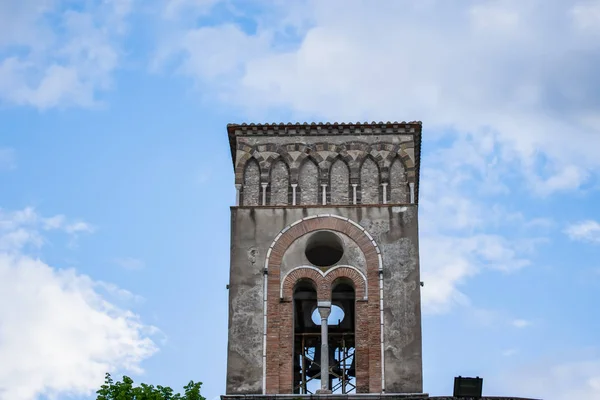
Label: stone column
xmin=321 ymin=184 xmax=327 ymax=205
xmin=409 ymin=182 xmax=415 ymax=204
xmin=261 ymin=183 xmax=268 ymax=206
xmin=235 ymin=184 xmax=242 ymax=206
xmin=381 ymin=182 xmax=388 ymax=205
xmin=291 ymin=183 xmax=298 ymax=205
xmin=317 ymin=301 xmax=332 ymax=394
xmin=352 ymin=184 xmax=358 ymax=205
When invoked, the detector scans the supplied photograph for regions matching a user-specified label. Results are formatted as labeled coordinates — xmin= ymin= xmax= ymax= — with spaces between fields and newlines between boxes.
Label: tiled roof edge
xmin=226 ymin=121 xmax=423 ymax=204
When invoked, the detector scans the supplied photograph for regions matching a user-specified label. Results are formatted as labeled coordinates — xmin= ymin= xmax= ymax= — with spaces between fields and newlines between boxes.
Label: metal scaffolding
xmin=293 ymin=332 xmax=356 ymax=394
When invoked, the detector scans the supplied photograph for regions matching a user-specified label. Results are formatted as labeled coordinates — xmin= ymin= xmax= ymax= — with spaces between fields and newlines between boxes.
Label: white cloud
xmin=0 ymin=207 xmax=95 ymax=253
xmin=156 ymin=0 xmax=593 ymax=315
xmin=159 ymin=0 xmax=600 ymax=194
xmin=499 ymin=357 xmax=600 ymax=400
xmin=0 ymin=0 xmax=131 ymax=109
xmin=420 ymin=234 xmax=532 ymax=314
xmin=512 ymin=318 xmax=532 ymax=328
xmin=0 ymin=207 xmax=157 ymax=400
xmin=163 ymin=0 xmax=221 ymax=20
xmin=565 ymin=220 xmax=600 ymax=244
xmin=571 ymin=1 xmax=600 ymax=32
xmin=115 ymin=257 xmax=145 ymax=270
xmin=0 ymin=254 xmax=157 ymax=400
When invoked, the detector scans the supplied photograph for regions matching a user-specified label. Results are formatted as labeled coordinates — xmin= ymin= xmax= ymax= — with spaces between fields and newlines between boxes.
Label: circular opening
xmin=305 ymin=231 xmax=344 ymax=267
xmin=311 ymin=305 xmax=345 ymax=325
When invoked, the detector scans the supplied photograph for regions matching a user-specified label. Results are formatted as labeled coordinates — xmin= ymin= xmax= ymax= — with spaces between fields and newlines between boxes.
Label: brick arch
xmin=324 ymin=266 xmax=367 ymax=300
xmin=280 ymin=266 xmax=326 ymax=301
xmin=264 ymin=215 xmax=382 ymax=394
xmin=280 ymin=265 xmax=368 ymax=302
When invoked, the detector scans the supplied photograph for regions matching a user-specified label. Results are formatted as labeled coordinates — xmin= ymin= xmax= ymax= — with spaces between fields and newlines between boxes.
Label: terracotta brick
xmin=265 ymin=216 xmax=383 ymax=393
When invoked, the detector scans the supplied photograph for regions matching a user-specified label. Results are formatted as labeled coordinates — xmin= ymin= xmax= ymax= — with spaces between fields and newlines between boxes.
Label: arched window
xmin=242 ymin=159 xmax=260 ymax=206
xmin=293 ymin=279 xmax=356 ymax=394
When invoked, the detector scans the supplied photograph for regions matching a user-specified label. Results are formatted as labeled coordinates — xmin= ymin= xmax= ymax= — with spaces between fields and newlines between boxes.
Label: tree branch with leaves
xmin=96 ymin=373 xmax=205 ymax=400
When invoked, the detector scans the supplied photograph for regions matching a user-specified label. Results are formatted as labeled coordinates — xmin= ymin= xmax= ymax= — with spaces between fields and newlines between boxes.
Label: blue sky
xmin=1 ymin=1 xmax=600 ymax=399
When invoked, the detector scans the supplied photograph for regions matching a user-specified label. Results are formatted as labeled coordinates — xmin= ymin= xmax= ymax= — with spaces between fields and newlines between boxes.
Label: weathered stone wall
xmin=280 ymin=232 xmax=367 ymax=278
xmin=299 ymin=160 xmax=319 ymax=205
xmin=360 ymin=158 xmax=380 ymax=204
xmin=270 ymin=160 xmax=289 ymax=205
xmin=390 ymin=157 xmax=409 ymax=203
xmin=226 ymin=205 xmax=423 ymax=395
xmin=243 ymin=159 xmax=260 ymax=206
xmin=331 ymin=159 xmax=350 ymax=204
xmin=234 ymin=134 xmax=416 ymax=207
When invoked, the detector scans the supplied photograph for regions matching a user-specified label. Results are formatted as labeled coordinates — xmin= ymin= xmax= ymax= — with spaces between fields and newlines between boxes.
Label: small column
xmin=317 ymin=301 xmax=332 ymax=394
xmin=291 ymin=183 xmax=298 ymax=206
xmin=321 ymin=184 xmax=327 ymax=205
xmin=261 ymin=183 xmax=268 ymax=206
xmin=381 ymin=182 xmax=388 ymax=205
xmin=352 ymin=184 xmax=358 ymax=205
xmin=235 ymin=184 xmax=242 ymax=206
xmin=409 ymin=182 xmax=415 ymax=204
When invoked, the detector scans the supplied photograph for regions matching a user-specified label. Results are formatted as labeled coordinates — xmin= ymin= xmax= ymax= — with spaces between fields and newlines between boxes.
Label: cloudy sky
xmin=1 ymin=0 xmax=600 ymax=399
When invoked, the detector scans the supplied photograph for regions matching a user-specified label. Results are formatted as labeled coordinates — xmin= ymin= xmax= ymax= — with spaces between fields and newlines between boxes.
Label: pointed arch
xmin=242 ymin=158 xmax=260 ymax=206
xmin=298 ymin=158 xmax=319 ymax=205
xmin=390 ymin=156 xmax=408 ymax=204
xmin=360 ymin=156 xmax=380 ymax=204
xmin=270 ymin=159 xmax=289 ymax=205
xmin=330 ymin=158 xmax=350 ymax=205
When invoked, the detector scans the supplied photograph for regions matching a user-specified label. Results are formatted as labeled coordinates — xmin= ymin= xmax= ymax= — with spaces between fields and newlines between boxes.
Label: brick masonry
xmin=266 ymin=216 xmax=382 ymax=394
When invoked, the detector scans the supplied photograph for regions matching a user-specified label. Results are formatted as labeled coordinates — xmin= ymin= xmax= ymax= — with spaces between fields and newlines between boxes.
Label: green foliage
xmin=96 ymin=373 xmax=205 ymax=400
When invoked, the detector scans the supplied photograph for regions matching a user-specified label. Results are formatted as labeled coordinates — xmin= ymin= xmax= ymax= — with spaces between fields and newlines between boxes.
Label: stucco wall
xmin=226 ymin=205 xmax=423 ymax=394
xmin=280 ymin=232 xmax=367 ymax=278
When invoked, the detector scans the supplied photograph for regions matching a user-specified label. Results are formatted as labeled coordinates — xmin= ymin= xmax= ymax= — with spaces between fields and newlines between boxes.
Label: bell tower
xmin=223 ymin=122 xmax=425 ymax=398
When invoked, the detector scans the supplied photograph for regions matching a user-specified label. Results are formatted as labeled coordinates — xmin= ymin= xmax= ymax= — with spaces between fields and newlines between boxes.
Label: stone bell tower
xmin=223 ymin=122 xmax=425 ymax=398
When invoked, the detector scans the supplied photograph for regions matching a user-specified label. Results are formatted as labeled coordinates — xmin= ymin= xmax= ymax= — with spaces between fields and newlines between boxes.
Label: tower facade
xmin=224 ymin=122 xmax=424 ymax=396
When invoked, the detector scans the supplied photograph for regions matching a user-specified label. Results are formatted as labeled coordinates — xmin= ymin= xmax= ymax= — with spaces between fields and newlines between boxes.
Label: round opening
xmin=311 ymin=305 xmax=345 ymax=325
xmin=305 ymin=231 xmax=344 ymax=267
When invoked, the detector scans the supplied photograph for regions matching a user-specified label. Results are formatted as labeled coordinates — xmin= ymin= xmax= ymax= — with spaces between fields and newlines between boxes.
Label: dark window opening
xmin=305 ymin=231 xmax=344 ymax=267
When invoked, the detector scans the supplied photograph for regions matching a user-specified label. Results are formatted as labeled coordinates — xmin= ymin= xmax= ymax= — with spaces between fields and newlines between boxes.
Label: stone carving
xmin=248 ymin=247 xmax=258 ymax=266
